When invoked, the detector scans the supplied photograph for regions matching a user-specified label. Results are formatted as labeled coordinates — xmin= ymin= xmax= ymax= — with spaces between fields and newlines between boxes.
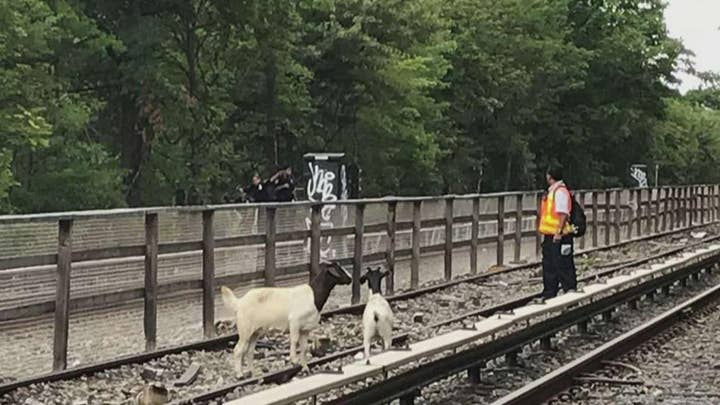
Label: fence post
xmin=715 ymin=185 xmax=719 ymax=221
xmin=444 ymin=197 xmax=454 ymax=280
xmin=682 ymin=187 xmax=688 ymax=227
xmin=716 ymin=184 xmax=719 ymax=221
xmin=53 ymin=218 xmax=73 ymax=371
xmin=671 ymin=187 xmax=677 ymax=228
xmin=202 ymin=210 xmax=216 ymax=339
xmin=536 ymin=192 xmax=543 ymax=257
xmin=411 ymin=201 xmax=421 ymax=289
xmin=263 ymin=208 xmax=276 ymax=287
xmin=310 ymin=204 xmax=322 ymax=282
xmin=514 ymin=194 xmax=523 ymax=263
xmin=653 ymin=188 xmax=660 ymax=234
xmin=614 ymin=189 xmax=621 ymax=244
xmin=635 ymin=189 xmax=642 ymax=236
xmin=662 ymin=188 xmax=669 ymax=231
xmin=700 ymin=185 xmax=706 ymax=225
xmin=578 ymin=193 xmax=586 ymax=250
xmin=604 ymin=190 xmax=611 ymax=245
xmin=144 ymin=213 xmax=158 ymax=352
xmin=626 ymin=189 xmax=634 ymax=240
xmin=471 ymin=197 xmax=480 ymax=275
xmin=352 ymin=203 xmax=365 ymax=305
xmin=690 ymin=186 xmax=696 ymax=225
xmin=591 ymin=191 xmax=598 ymax=247
xmin=386 ymin=201 xmax=397 ymax=295
xmin=497 ymin=195 xmax=505 ymax=266
xmin=644 ymin=188 xmax=652 ymax=235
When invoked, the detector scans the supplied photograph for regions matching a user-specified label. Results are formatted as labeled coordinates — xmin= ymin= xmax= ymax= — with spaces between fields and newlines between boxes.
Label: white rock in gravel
xmin=691 ymin=231 xmax=707 ymax=239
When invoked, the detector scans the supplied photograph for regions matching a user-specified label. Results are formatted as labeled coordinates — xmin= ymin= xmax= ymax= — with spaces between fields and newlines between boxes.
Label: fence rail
xmin=1 ymin=184 xmax=719 ymax=372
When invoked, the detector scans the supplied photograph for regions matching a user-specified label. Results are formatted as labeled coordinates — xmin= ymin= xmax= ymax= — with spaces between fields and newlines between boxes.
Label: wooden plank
xmin=144 ymin=213 xmax=159 ymax=351
xmin=264 ymin=208 xmax=276 ymax=287
xmin=202 ymin=210 xmax=216 ymax=338
xmin=604 ymin=190 xmax=611 ymax=245
xmin=614 ymin=189 xmax=621 ymax=244
xmin=310 ymin=204 xmax=322 ymax=282
xmin=411 ymin=201 xmax=421 ymax=289
xmin=214 ymin=234 xmax=266 ymax=248
xmin=386 ymin=202 xmax=397 ymax=295
xmin=352 ymin=204 xmax=365 ymax=305
xmin=0 ymin=253 xmax=57 ymax=271
xmin=497 ymin=195 xmax=505 ymax=266
xmin=514 ymin=194 xmax=523 ymax=263
xmin=53 ymin=219 xmax=73 ymax=371
xmin=471 ymin=197 xmax=480 ymax=275
xmin=158 ymin=240 xmax=204 ymax=255
xmin=591 ymin=191 xmax=598 ymax=247
xmin=444 ymin=197 xmax=454 ymax=280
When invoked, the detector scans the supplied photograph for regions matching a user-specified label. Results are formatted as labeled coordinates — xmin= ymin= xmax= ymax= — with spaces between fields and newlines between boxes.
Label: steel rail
xmin=0 ymin=225 xmax=714 ymax=397
xmin=181 ymin=236 xmax=720 ymax=404
xmin=426 ymin=232 xmax=720 ymax=330
xmin=325 ymin=252 xmax=720 ymax=405
xmin=492 ymin=281 xmax=720 ymax=405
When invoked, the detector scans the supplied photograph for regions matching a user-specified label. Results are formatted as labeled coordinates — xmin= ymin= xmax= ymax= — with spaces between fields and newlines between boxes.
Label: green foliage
xmin=1 ymin=0 xmax=718 ymax=213
xmin=652 ymin=96 xmax=720 ymax=184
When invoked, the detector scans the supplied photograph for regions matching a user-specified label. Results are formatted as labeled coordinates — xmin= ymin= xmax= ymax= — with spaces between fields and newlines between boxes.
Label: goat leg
xmin=298 ymin=332 xmax=310 ymax=373
xmin=289 ymin=324 xmax=300 ymax=365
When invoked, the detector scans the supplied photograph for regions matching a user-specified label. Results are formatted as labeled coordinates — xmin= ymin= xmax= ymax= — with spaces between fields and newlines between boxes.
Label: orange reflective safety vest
xmin=538 ymin=186 xmax=573 ymax=236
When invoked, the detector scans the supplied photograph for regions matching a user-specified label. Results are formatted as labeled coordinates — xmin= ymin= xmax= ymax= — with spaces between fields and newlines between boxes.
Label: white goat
xmin=220 ymin=261 xmax=352 ymax=377
xmin=360 ymin=267 xmax=394 ymax=364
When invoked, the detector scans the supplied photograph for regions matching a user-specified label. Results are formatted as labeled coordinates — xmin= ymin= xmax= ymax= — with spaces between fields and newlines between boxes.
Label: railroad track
xmin=494 ymin=280 xmax=720 ymax=405
xmin=1 ymin=224 xmax=719 ymax=404
xmin=223 ymin=237 xmax=720 ymax=405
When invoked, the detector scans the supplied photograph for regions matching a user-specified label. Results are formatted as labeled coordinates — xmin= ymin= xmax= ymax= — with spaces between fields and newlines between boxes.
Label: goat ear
xmin=359 ymin=275 xmax=367 ymax=284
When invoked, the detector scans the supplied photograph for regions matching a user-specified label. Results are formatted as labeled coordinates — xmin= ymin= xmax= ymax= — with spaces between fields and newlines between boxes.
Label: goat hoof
xmin=365 ymin=359 xmax=371 ymax=366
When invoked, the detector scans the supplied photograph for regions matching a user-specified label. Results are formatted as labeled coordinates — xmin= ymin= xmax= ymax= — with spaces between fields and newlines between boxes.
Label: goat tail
xmin=221 ymin=286 xmax=240 ymax=311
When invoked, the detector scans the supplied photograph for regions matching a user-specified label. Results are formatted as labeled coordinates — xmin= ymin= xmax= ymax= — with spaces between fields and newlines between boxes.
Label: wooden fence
xmin=0 ymin=184 xmax=718 ymax=371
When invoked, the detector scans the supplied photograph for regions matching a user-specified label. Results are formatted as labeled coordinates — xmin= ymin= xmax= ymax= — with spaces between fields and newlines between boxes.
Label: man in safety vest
xmin=538 ymin=167 xmax=577 ymax=299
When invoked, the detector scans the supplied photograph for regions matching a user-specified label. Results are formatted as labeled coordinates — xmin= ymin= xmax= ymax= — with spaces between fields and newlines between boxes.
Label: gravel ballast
xmin=2 ymin=226 xmax=719 ymax=404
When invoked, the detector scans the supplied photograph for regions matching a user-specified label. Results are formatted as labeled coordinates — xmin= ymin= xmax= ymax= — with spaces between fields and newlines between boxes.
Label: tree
xmin=1 ymin=0 xmax=125 ymax=213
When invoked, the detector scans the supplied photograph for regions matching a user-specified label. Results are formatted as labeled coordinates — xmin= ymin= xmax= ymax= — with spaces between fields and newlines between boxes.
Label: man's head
xmin=546 ymin=166 xmax=563 ymax=186
xmin=252 ymin=174 xmax=261 ymax=185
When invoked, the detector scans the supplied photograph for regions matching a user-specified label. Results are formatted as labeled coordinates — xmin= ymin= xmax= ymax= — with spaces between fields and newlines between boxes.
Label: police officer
xmin=538 ymin=166 xmax=577 ymax=299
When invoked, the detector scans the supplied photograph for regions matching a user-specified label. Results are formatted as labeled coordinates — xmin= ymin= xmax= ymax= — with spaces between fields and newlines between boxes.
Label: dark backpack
xmin=569 ymin=193 xmax=586 ymax=237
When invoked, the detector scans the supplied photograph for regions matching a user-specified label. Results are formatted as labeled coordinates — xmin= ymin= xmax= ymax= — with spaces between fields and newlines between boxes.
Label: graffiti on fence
xmin=630 ymin=165 xmax=648 ymax=188
xmin=304 ymin=160 xmax=349 ymax=258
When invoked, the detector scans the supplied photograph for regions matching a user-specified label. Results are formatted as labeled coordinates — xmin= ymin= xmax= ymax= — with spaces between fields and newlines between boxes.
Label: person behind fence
xmin=269 ymin=165 xmax=295 ymax=202
xmin=537 ymin=166 xmax=578 ymax=299
xmin=243 ymin=173 xmax=268 ymax=203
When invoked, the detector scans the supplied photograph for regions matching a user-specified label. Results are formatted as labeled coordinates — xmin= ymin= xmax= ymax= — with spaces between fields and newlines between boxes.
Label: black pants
xmin=541 ymin=235 xmax=577 ymax=299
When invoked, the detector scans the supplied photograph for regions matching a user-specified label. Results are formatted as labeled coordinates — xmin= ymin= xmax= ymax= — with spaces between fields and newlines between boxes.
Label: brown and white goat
xmin=221 ymin=261 xmax=352 ymax=377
